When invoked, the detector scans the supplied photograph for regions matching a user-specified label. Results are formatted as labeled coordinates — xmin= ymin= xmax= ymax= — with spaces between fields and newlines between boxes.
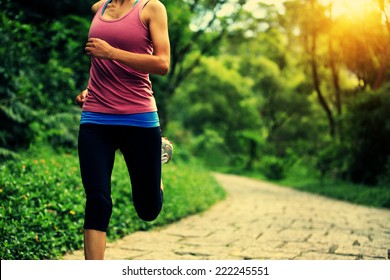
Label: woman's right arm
xmin=75 ymin=88 xmax=88 ymax=107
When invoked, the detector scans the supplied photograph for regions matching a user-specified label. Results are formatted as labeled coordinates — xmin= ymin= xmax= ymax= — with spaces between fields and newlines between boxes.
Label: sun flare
xmin=328 ymin=0 xmax=372 ymax=18
xmin=245 ymin=0 xmax=382 ymax=18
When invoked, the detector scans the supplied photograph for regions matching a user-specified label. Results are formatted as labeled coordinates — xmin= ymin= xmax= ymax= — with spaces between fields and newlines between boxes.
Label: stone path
xmin=63 ymin=173 xmax=390 ymax=260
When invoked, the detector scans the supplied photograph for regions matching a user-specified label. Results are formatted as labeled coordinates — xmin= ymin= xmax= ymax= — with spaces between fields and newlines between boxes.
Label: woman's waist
xmin=80 ymin=111 xmax=160 ymax=127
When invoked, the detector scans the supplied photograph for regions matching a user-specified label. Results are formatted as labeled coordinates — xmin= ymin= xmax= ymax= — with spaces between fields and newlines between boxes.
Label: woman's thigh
xmin=119 ymin=126 xmax=163 ymax=221
xmin=78 ymin=124 xmax=117 ymax=194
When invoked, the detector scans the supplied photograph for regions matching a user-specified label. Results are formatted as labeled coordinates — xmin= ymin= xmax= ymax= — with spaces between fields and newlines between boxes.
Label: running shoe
xmin=161 ymin=137 xmax=173 ymax=164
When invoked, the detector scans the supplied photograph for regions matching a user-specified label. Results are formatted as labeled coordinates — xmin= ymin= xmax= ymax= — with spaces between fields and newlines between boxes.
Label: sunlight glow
xmin=244 ymin=0 xmax=381 ymax=19
xmin=323 ymin=0 xmax=373 ymax=19
xmin=244 ymin=0 xmax=285 ymax=15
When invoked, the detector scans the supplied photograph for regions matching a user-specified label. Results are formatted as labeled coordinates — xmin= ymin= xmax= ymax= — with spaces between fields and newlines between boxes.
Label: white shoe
xmin=161 ymin=137 xmax=173 ymax=164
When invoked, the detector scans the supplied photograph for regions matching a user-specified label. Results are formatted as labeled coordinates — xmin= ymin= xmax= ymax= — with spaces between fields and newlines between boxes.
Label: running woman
xmin=75 ymin=0 xmax=171 ymax=260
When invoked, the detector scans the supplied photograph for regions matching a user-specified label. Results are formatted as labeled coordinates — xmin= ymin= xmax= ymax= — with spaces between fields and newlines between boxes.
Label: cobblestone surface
xmin=63 ymin=173 xmax=390 ymax=260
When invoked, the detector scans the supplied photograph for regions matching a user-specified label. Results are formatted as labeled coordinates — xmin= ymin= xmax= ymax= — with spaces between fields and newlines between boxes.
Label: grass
xmin=0 ymin=149 xmax=226 ymax=260
xmin=278 ymin=177 xmax=390 ymax=209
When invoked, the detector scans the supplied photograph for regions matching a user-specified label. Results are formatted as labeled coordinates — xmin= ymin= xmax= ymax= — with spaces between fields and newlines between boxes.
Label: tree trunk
xmin=328 ymin=36 xmax=343 ymax=140
xmin=245 ymin=139 xmax=257 ymax=171
xmin=310 ymin=34 xmax=336 ymax=137
xmin=373 ymin=1 xmax=390 ymax=90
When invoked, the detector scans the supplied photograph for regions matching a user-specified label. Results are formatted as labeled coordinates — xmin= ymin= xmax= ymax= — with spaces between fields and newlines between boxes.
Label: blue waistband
xmin=80 ymin=111 xmax=160 ymax=128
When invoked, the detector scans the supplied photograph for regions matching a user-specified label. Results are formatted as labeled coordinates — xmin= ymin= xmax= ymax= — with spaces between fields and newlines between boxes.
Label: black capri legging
xmin=78 ymin=123 xmax=163 ymax=232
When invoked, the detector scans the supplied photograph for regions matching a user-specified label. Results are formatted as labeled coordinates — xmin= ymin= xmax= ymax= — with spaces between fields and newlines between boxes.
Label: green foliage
xmin=279 ymin=176 xmax=390 ymax=209
xmin=0 ymin=150 xmax=225 ymax=259
xmin=0 ymin=152 xmax=83 ymax=259
xmin=0 ymin=7 xmax=90 ymax=153
xmin=241 ymin=161 xmax=390 ymax=209
xmin=344 ymin=89 xmax=390 ymax=185
xmin=7 ymin=0 xmax=94 ymax=21
xmin=258 ymin=156 xmax=286 ymax=180
xmin=378 ymin=157 xmax=390 ymax=186
xmin=190 ymin=129 xmax=230 ymax=168
xmin=29 ymin=109 xmax=81 ymax=150
xmin=169 ymin=55 xmax=260 ymax=169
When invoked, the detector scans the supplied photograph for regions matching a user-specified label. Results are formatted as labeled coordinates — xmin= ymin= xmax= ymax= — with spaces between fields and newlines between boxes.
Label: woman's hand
xmin=85 ymin=38 xmax=114 ymax=60
xmin=75 ymin=89 xmax=88 ymax=107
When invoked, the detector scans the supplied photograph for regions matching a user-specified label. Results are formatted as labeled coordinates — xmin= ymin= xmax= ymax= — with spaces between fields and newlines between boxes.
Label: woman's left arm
xmin=85 ymin=0 xmax=170 ymax=76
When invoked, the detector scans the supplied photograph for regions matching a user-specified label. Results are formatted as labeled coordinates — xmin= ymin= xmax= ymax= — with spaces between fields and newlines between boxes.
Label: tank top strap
xmin=101 ymin=0 xmax=142 ymax=16
xmin=137 ymin=0 xmax=151 ymax=13
xmin=101 ymin=0 xmax=112 ymax=15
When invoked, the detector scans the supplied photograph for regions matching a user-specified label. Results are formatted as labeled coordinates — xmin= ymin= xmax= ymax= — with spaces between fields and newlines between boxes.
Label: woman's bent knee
xmin=135 ymin=192 xmax=163 ymax=222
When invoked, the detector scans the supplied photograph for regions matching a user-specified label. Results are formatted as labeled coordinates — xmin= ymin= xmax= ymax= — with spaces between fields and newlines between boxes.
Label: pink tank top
xmin=83 ymin=0 xmax=157 ymax=114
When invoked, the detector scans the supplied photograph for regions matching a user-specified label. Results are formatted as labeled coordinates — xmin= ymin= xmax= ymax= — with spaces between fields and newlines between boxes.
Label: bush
xmin=0 ymin=7 xmax=90 ymax=154
xmin=0 ymin=152 xmax=83 ymax=259
xmin=259 ymin=156 xmax=286 ymax=180
xmin=190 ymin=129 xmax=230 ymax=168
xmin=345 ymin=90 xmax=390 ymax=185
xmin=313 ymin=140 xmax=350 ymax=180
xmin=0 ymin=150 xmax=225 ymax=259
xmin=378 ymin=156 xmax=390 ymax=187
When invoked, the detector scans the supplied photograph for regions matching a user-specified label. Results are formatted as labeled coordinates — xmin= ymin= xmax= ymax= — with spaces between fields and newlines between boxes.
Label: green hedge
xmin=0 ymin=150 xmax=226 ymax=259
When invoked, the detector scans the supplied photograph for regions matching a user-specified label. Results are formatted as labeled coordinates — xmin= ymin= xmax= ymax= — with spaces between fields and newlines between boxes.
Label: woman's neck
xmin=101 ymin=0 xmax=139 ymax=18
xmin=110 ymin=0 xmax=131 ymax=5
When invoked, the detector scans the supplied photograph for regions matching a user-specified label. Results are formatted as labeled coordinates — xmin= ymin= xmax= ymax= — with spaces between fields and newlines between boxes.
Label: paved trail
xmin=63 ymin=173 xmax=390 ymax=260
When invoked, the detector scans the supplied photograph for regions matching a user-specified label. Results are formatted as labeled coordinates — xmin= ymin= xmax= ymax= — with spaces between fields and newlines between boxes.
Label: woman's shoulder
xmin=143 ymin=0 xmax=166 ymax=14
xmin=91 ymin=0 xmax=105 ymax=14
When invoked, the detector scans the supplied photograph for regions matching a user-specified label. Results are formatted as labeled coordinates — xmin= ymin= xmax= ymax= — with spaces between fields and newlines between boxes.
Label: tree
xmin=169 ymin=54 xmax=258 ymax=167
xmin=0 ymin=0 xmax=91 ymax=155
xmin=373 ymin=0 xmax=390 ymax=89
xmin=154 ymin=0 xmax=247 ymax=130
xmin=283 ymin=0 xmax=337 ymax=137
